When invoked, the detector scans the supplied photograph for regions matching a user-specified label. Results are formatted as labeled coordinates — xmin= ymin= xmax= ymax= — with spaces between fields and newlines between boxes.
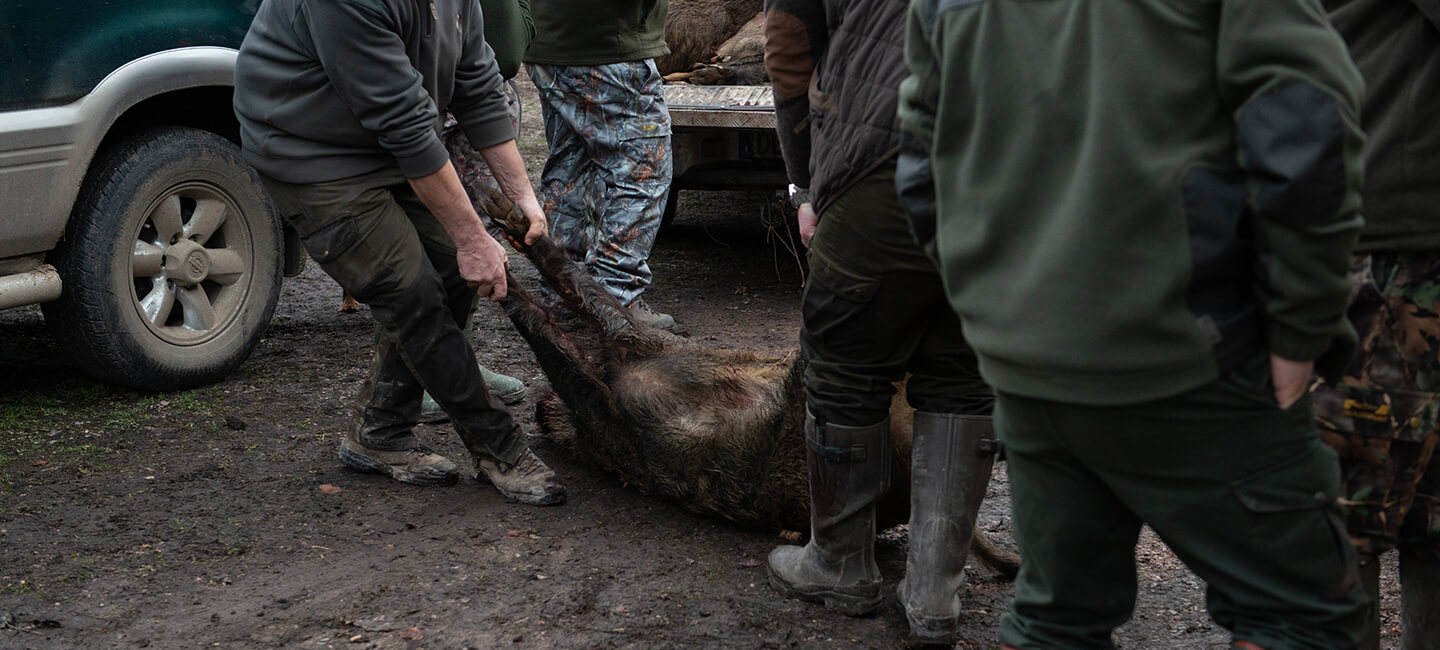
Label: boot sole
xmin=904 ymin=613 xmax=961 ymax=646
xmin=766 ymin=568 xmax=883 ymax=616
xmin=338 ymin=446 xmax=458 ymax=486
xmin=488 ymin=484 xmax=566 ymax=506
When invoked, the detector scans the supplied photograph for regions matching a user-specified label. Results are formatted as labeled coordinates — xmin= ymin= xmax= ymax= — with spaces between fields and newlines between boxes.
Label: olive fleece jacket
xmin=898 ymin=0 xmax=1365 ymax=405
xmin=235 ymin=0 xmax=514 ymax=184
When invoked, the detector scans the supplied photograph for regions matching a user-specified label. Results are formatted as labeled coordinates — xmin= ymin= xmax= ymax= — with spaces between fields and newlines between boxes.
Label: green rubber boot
xmin=419 ymin=366 xmax=526 ymax=422
xmin=897 ymin=412 xmax=998 ymax=645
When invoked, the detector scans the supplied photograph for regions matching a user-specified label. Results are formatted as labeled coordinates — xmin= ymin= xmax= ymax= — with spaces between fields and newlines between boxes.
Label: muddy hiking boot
xmin=338 ymin=436 xmax=459 ymax=486
xmin=419 ymin=367 xmax=526 ymax=422
xmin=768 ymin=413 xmax=890 ymax=616
xmin=627 ymin=298 xmax=676 ymax=332
xmin=475 ymin=447 xmax=566 ymax=505
xmin=898 ymin=412 xmax=998 ymax=645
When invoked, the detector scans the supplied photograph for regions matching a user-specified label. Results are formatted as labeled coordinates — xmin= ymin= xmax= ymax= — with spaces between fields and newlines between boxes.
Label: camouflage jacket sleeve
xmin=1218 ymin=0 xmax=1366 ymax=375
xmin=762 ymin=0 xmax=828 ymax=191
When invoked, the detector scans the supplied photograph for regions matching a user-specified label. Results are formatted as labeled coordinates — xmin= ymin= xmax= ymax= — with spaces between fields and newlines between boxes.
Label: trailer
xmin=662 ymin=84 xmax=788 ymax=222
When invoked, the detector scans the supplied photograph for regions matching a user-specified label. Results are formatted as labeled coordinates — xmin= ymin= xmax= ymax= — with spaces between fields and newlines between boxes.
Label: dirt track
xmin=0 ymin=75 xmax=1405 ymax=649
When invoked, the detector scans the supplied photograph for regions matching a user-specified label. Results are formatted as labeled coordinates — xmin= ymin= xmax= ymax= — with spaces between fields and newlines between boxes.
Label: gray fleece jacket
xmin=234 ymin=0 xmax=514 ymax=183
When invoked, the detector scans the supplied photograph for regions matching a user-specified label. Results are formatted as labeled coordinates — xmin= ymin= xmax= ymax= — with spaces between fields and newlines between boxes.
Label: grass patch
xmin=0 ymin=381 xmax=218 ymax=489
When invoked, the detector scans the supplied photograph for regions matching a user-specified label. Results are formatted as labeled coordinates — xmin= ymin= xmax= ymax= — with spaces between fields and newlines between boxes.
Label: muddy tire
xmin=43 ymin=127 xmax=282 ymax=391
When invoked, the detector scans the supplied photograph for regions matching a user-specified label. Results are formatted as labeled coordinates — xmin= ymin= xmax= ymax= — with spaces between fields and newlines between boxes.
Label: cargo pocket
xmin=801 ymin=258 xmax=882 ymax=360
xmin=296 ymin=214 xmax=396 ymax=302
xmin=1231 ymin=442 xmax=1353 ymax=592
xmin=1314 ymin=384 xmax=1440 ymax=443
xmin=299 ymin=215 xmax=362 ymax=265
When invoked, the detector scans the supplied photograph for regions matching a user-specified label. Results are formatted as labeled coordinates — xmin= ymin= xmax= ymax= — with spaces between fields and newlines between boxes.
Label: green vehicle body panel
xmin=1 ymin=0 xmax=258 ymax=111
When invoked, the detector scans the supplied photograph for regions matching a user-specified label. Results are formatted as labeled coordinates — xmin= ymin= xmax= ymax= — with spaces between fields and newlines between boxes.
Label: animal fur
xmin=657 ymin=0 xmax=763 ymax=76
xmin=474 ymin=185 xmax=1019 ymax=579
xmin=668 ymin=12 xmax=769 ymax=85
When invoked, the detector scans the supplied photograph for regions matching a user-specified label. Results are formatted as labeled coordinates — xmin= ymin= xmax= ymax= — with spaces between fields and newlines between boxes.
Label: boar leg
xmin=476 ymin=185 xmax=673 ymax=357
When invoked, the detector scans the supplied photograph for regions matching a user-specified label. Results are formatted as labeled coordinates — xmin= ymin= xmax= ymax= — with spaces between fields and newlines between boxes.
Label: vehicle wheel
xmin=43 ymin=127 xmax=282 ymax=391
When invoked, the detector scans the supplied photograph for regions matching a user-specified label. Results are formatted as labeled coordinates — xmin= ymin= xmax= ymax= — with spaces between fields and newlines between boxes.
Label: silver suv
xmin=0 ymin=2 xmax=300 ymax=391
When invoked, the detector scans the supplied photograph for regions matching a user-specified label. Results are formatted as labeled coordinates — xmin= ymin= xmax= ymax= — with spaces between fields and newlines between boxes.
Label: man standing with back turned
xmin=899 ymin=1 xmax=1371 ymax=647
xmin=234 ymin=0 xmax=565 ymax=505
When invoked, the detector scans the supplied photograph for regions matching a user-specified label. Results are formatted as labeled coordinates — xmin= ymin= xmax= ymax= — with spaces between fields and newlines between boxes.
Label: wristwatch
xmin=787 ymin=183 xmax=810 ymax=209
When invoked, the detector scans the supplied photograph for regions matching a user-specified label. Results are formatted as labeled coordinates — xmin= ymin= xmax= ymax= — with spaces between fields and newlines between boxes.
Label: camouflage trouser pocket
xmin=1312 ymin=252 xmax=1440 ymax=555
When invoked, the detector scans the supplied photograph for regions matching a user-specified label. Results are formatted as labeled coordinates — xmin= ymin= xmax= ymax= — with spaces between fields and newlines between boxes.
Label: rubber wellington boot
xmin=768 ymin=412 xmax=891 ymax=616
xmin=1400 ymin=546 xmax=1440 ymax=650
xmin=419 ymin=366 xmax=526 ymax=422
xmin=898 ymin=412 xmax=998 ymax=644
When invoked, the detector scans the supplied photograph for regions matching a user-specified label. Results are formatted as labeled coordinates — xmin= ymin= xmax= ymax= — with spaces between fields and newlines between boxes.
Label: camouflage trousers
xmin=527 ymin=60 xmax=673 ymax=307
xmin=1312 ymin=252 xmax=1440 ymax=560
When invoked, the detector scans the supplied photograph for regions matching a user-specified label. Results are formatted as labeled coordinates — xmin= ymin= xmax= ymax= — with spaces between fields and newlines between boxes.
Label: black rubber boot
xmin=1400 ymin=546 xmax=1440 ymax=650
xmin=767 ymin=411 xmax=890 ymax=616
xmin=897 ymin=412 xmax=997 ymax=645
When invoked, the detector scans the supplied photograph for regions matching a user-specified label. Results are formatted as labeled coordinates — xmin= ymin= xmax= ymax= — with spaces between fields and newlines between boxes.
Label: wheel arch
xmin=5 ymin=48 xmax=304 ymax=277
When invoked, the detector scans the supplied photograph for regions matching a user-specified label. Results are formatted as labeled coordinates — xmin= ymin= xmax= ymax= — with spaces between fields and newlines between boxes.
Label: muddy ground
xmin=0 ymin=75 xmax=1405 ymax=649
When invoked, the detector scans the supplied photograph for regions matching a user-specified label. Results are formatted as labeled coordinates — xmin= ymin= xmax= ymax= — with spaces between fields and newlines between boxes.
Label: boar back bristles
xmin=476 ymin=185 xmax=1019 ymax=579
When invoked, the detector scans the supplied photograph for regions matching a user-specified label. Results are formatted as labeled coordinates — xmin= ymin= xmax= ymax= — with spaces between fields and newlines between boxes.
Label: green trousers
xmin=801 ymin=162 xmax=991 ymax=426
xmin=261 ymin=166 xmax=524 ymax=464
xmin=996 ymin=353 xmax=1369 ymax=649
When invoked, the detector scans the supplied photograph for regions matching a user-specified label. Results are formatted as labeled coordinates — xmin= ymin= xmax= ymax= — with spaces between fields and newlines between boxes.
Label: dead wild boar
xmin=657 ymin=0 xmax=762 ymax=76
xmin=473 ymin=186 xmax=1019 ymax=578
xmin=672 ymin=11 xmax=769 ymax=85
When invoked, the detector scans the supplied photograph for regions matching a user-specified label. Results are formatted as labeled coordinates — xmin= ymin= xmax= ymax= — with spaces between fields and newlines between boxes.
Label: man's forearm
xmin=408 ymin=161 xmax=493 ymax=250
xmin=477 ymin=138 xmax=547 ymax=245
xmin=478 ymin=139 xmax=541 ymax=212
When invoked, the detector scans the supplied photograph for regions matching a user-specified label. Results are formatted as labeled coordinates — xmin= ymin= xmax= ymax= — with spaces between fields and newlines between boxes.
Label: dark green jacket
xmin=481 ymin=0 xmax=534 ymax=79
xmin=235 ymin=0 xmax=513 ymax=184
xmin=524 ymin=0 xmax=669 ymax=66
xmin=1327 ymin=0 xmax=1440 ymax=252
xmin=898 ymin=0 xmax=1365 ymax=405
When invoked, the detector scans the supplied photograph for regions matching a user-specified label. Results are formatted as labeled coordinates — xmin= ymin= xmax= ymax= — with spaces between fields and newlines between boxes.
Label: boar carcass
xmin=474 ymin=186 xmax=1018 ymax=578
xmin=658 ymin=0 xmax=762 ymax=76
xmin=669 ymin=11 xmax=769 ymax=85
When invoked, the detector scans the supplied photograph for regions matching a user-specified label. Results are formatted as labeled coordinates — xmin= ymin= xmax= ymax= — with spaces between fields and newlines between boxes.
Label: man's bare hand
xmin=516 ymin=195 xmax=547 ymax=245
xmin=478 ymin=140 xmax=547 ymax=246
xmin=797 ymin=202 xmax=818 ymax=248
xmin=1269 ymin=354 xmax=1314 ymax=410
xmin=458 ymin=235 xmax=510 ymax=301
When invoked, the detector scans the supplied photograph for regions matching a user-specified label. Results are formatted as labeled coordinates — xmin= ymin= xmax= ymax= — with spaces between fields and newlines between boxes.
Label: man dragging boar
xmin=233 ymin=0 xmax=564 ymax=505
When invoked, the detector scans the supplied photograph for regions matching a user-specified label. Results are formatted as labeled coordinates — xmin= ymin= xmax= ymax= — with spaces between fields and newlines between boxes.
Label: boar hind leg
xmin=475 ymin=185 xmax=671 ymax=353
